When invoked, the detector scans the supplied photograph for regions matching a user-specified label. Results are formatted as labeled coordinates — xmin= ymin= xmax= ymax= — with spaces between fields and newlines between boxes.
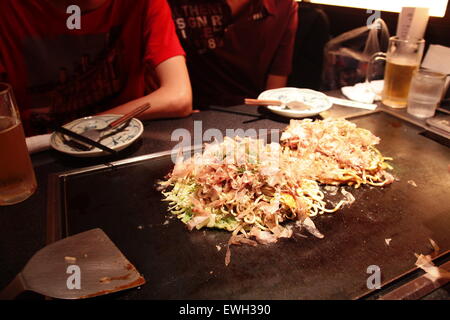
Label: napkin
xmin=26 ymin=134 xmax=52 ymax=154
xmin=341 ymin=80 xmax=384 ymax=104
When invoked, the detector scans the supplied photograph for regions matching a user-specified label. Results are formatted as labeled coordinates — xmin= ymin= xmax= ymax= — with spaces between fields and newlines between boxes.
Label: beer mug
xmin=367 ymin=36 xmax=425 ymax=108
xmin=0 ymin=83 xmax=37 ymax=205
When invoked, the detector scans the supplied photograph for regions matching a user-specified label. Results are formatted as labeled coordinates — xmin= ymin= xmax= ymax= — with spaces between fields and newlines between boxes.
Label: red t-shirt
xmin=0 ymin=0 xmax=184 ymax=136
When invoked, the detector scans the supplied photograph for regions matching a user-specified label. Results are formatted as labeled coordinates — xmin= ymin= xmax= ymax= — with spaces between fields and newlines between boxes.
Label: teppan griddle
xmin=47 ymin=112 xmax=450 ymax=300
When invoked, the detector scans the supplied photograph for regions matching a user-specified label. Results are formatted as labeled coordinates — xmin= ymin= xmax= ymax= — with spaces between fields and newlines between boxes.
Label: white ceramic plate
xmin=258 ymin=88 xmax=333 ymax=118
xmin=51 ymin=114 xmax=144 ymax=157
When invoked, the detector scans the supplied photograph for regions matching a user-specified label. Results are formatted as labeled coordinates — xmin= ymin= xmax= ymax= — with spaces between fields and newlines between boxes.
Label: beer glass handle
xmin=366 ymin=52 xmax=387 ymax=84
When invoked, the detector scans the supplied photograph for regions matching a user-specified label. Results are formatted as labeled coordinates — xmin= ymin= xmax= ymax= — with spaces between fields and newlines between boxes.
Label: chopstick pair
xmin=54 ymin=126 xmax=118 ymax=155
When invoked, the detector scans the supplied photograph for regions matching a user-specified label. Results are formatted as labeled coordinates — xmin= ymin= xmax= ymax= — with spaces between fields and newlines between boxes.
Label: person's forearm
xmin=266 ymin=74 xmax=288 ymax=90
xmin=101 ymin=85 xmax=192 ymax=120
xmin=100 ymin=55 xmax=193 ymax=120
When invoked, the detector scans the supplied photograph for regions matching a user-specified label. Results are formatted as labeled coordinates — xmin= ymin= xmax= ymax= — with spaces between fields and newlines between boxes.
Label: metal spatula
xmin=0 ymin=229 xmax=145 ymax=300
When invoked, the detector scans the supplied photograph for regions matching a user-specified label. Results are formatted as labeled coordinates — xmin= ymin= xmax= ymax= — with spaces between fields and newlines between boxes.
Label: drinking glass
xmin=407 ymin=69 xmax=446 ymax=119
xmin=367 ymin=36 xmax=425 ymax=108
xmin=0 ymin=83 xmax=37 ymax=205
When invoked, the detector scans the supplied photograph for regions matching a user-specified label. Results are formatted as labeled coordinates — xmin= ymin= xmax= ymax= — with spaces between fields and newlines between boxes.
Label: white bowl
xmin=258 ymin=88 xmax=333 ymax=118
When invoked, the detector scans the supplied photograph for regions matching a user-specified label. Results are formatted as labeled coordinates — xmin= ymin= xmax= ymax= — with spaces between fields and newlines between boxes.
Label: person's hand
xmin=102 ymin=55 xmax=192 ymax=119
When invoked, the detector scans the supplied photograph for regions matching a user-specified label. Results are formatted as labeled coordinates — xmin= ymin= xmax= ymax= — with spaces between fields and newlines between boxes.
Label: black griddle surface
xmin=52 ymin=112 xmax=450 ymax=299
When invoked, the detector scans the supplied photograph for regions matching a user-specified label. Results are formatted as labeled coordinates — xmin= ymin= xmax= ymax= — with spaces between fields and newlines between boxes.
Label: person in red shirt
xmin=168 ymin=0 xmax=298 ymax=107
xmin=0 ymin=0 xmax=192 ymax=136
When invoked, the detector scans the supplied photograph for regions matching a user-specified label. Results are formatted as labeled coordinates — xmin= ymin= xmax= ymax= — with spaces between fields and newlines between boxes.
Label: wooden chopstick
xmin=108 ymin=103 xmax=151 ymax=128
xmin=244 ymin=98 xmax=283 ymax=106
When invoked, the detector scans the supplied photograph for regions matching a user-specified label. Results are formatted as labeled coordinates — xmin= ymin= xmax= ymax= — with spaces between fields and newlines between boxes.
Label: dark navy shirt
xmin=169 ymin=0 xmax=298 ymax=107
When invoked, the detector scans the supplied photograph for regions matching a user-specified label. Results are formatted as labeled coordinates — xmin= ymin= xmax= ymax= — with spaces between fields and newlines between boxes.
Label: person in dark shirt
xmin=168 ymin=0 xmax=298 ymax=108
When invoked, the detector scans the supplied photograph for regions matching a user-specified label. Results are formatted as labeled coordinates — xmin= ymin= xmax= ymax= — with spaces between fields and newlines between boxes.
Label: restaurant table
xmin=1 ymin=95 xmax=449 ymax=300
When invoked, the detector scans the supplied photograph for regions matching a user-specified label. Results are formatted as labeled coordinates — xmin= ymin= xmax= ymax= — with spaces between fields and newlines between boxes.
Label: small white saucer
xmin=51 ymin=114 xmax=144 ymax=157
xmin=258 ymin=88 xmax=333 ymax=118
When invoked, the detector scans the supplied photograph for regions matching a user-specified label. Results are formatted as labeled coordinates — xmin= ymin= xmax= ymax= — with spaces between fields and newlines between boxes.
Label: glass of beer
xmin=0 ymin=83 xmax=37 ymax=205
xmin=367 ymin=37 xmax=425 ymax=108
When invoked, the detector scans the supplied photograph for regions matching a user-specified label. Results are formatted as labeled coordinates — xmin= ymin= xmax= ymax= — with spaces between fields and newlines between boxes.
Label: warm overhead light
xmin=298 ymin=0 xmax=448 ymax=17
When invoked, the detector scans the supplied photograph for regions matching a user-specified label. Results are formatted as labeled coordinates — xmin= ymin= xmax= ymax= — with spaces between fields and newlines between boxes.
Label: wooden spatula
xmin=0 ymin=229 xmax=145 ymax=300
